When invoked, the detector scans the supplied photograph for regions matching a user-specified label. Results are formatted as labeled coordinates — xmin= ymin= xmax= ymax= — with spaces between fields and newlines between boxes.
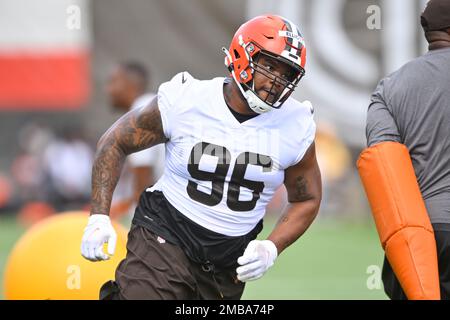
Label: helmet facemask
xmin=224 ymin=39 xmax=305 ymax=114
xmin=243 ymin=44 xmax=305 ymax=111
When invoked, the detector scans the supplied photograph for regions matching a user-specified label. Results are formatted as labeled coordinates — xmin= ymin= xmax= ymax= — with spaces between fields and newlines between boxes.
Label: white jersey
xmin=150 ymin=72 xmax=315 ymax=236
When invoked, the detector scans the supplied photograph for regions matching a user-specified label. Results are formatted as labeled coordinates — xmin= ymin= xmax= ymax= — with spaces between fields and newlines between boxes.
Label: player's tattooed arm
xmin=91 ymin=97 xmax=167 ymax=216
xmin=267 ymin=143 xmax=322 ymax=254
xmin=290 ymin=176 xmax=314 ymax=202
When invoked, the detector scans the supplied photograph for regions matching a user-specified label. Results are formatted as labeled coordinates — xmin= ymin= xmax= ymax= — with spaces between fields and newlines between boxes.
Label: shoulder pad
xmin=171 ymin=71 xmax=194 ymax=86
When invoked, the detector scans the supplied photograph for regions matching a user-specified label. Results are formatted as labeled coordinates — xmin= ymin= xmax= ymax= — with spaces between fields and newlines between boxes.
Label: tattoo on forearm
xmin=91 ymin=104 xmax=167 ymax=215
xmin=291 ymin=176 xmax=314 ymax=202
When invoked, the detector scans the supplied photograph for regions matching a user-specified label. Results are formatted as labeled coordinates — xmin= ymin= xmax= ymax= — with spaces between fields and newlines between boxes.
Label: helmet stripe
xmin=282 ymin=18 xmax=303 ymax=59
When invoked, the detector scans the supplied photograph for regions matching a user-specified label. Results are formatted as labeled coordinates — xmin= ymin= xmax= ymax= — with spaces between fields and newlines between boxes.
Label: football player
xmin=81 ymin=14 xmax=322 ymax=299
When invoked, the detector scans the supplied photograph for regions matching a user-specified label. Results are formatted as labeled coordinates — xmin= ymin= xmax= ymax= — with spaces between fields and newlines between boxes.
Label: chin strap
xmin=222 ymin=45 xmax=273 ymax=114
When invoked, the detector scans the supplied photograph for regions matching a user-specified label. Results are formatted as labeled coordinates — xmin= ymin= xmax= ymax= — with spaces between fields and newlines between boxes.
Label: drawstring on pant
xmin=201 ymin=260 xmax=224 ymax=299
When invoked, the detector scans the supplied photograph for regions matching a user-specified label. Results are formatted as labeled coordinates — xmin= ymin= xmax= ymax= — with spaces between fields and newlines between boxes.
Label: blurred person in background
xmin=81 ymin=15 xmax=321 ymax=300
xmin=11 ymin=123 xmax=54 ymax=206
xmin=43 ymin=127 xmax=93 ymax=211
xmin=106 ymin=61 xmax=164 ymax=220
xmin=359 ymin=0 xmax=450 ymax=299
xmin=0 ymin=173 xmax=13 ymax=213
xmin=314 ymin=122 xmax=352 ymax=217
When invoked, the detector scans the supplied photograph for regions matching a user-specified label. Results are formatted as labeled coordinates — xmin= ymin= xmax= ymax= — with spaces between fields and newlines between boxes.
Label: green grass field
xmin=242 ymin=218 xmax=387 ymax=299
xmin=0 ymin=216 xmax=25 ymax=300
xmin=0 ymin=215 xmax=387 ymax=300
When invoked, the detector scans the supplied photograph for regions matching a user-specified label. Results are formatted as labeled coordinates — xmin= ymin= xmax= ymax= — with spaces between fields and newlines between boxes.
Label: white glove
xmin=236 ymin=240 xmax=278 ymax=282
xmin=81 ymin=214 xmax=117 ymax=262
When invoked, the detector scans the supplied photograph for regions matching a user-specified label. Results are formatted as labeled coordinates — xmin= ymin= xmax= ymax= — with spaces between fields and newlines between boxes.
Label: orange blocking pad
xmin=357 ymin=141 xmax=440 ymax=300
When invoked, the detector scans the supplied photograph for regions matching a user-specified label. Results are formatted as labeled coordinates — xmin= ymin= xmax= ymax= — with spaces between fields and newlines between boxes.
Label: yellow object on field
xmin=3 ymin=212 xmax=128 ymax=300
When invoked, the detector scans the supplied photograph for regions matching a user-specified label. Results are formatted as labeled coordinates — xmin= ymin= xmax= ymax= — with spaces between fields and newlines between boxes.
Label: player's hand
xmin=236 ymin=240 xmax=278 ymax=282
xmin=81 ymin=214 xmax=117 ymax=262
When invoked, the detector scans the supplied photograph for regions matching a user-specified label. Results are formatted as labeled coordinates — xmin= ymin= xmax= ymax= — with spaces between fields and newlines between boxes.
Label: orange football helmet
xmin=223 ymin=15 xmax=306 ymax=114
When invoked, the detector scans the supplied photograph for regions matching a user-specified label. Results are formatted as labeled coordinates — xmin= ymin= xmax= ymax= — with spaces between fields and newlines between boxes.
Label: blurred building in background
xmin=0 ymin=0 xmax=429 ymax=218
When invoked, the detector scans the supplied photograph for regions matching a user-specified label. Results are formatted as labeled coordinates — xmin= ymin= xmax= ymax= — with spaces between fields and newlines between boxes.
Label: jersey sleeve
xmin=366 ymin=78 xmax=401 ymax=147
xmin=292 ymin=115 xmax=316 ymax=166
xmin=157 ymin=71 xmax=194 ymax=139
xmin=289 ymin=101 xmax=316 ymax=167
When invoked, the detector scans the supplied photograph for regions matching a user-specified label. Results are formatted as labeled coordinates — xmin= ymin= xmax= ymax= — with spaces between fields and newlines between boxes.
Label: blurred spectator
xmin=314 ymin=121 xmax=353 ymax=217
xmin=10 ymin=123 xmax=54 ymax=205
xmin=43 ymin=128 xmax=93 ymax=210
xmin=0 ymin=173 xmax=13 ymax=212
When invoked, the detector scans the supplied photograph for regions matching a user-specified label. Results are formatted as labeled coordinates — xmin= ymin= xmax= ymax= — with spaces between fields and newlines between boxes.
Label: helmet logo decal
xmin=278 ymin=30 xmax=304 ymax=45
xmin=240 ymin=70 xmax=248 ymax=80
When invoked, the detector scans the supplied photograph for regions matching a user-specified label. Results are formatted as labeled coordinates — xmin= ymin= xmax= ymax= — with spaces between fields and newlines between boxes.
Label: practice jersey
xmin=150 ymin=72 xmax=315 ymax=236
